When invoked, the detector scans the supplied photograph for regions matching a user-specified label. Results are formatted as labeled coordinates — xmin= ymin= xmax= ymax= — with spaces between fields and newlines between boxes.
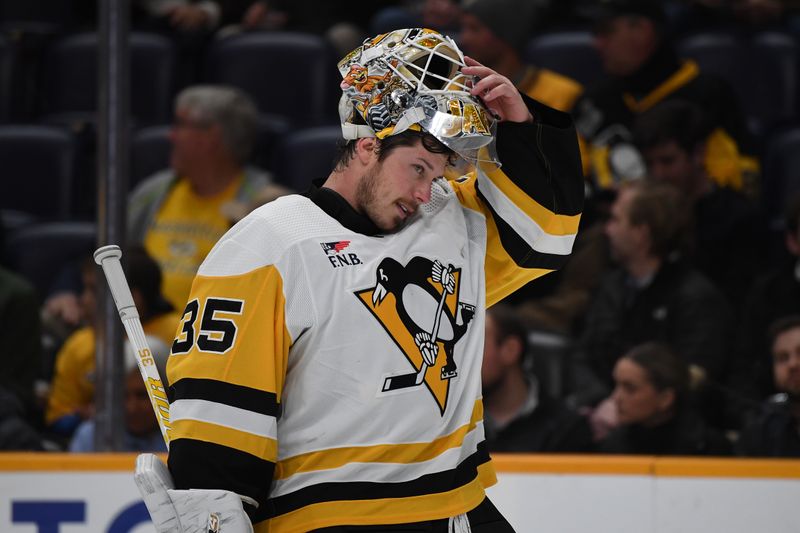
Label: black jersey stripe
xmin=170 ymin=377 xmax=280 ymax=417
xmin=169 ymin=438 xmax=276 ymax=523
xmin=495 ymin=94 xmax=584 ymax=218
xmin=265 ymin=442 xmax=491 ymax=518
xmin=477 ymin=186 xmax=573 ymax=271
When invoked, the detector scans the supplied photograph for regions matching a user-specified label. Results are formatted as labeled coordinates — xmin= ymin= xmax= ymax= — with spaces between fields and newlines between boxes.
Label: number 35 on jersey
xmin=172 ymin=297 xmax=244 ymax=355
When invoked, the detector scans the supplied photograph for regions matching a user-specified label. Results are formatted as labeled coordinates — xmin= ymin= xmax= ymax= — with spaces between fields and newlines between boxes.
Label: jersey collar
xmin=305 ymin=178 xmax=383 ymax=236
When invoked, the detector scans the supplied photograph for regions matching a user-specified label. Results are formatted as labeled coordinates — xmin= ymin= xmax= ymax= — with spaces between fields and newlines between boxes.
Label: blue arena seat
xmin=677 ymin=31 xmax=798 ymax=134
xmin=41 ymin=32 xmax=175 ymax=127
xmin=130 ymin=124 xmax=171 ymax=190
xmin=251 ymin=114 xmax=291 ymax=173
xmin=0 ymin=0 xmax=75 ymax=29
xmin=5 ymin=221 xmax=96 ymax=298
xmin=523 ymin=31 xmax=604 ymax=88
xmin=0 ymin=209 xmax=38 ymax=235
xmin=205 ymin=32 xmax=339 ymax=128
xmin=272 ymin=125 xmax=342 ymax=191
xmin=0 ymin=124 xmax=75 ymax=219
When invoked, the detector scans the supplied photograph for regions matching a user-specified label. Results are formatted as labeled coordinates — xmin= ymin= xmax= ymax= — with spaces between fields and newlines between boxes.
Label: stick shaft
xmin=94 ymin=245 xmax=171 ymax=448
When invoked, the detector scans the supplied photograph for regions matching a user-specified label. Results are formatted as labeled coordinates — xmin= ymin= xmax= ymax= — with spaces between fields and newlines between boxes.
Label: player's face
xmin=773 ymin=326 xmax=800 ymax=397
xmin=356 ymin=142 xmax=449 ymax=232
xmin=612 ymin=357 xmax=674 ymax=426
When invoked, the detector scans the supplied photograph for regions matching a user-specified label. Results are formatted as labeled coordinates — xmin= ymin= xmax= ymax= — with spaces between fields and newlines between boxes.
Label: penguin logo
xmin=354 ymin=256 xmax=475 ymax=414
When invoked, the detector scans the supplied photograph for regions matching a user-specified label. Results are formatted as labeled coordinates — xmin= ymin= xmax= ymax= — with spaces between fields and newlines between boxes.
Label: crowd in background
xmin=0 ymin=0 xmax=799 ymax=457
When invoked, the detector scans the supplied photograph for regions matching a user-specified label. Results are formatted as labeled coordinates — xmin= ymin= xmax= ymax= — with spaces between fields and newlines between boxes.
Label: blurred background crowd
xmin=0 ymin=0 xmax=799 ymax=458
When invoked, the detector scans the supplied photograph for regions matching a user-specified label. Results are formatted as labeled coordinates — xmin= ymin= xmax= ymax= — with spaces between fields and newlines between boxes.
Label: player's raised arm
xmin=451 ymin=58 xmax=585 ymax=306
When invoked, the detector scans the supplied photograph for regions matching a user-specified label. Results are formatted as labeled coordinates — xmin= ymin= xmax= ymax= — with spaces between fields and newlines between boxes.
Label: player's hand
xmin=462 ymin=56 xmax=533 ymax=124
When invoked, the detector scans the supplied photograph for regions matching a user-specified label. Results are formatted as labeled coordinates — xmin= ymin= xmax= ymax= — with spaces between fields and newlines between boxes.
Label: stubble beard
xmin=356 ymin=163 xmax=404 ymax=233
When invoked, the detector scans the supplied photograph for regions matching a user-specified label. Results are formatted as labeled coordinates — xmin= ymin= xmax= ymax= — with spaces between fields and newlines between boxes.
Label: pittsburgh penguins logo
xmin=355 ymin=256 xmax=475 ymax=414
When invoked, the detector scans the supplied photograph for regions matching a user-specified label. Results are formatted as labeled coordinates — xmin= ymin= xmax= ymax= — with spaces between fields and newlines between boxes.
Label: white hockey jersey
xmin=166 ymin=98 xmax=584 ymax=532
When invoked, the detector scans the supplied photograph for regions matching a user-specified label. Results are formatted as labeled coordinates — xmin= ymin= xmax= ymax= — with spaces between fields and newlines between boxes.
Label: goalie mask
xmin=338 ymin=28 xmax=499 ymax=167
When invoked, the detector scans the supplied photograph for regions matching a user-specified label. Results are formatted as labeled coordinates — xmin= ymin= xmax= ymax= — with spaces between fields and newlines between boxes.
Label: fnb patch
xmin=320 ymin=240 xmax=362 ymax=268
xmin=321 ymin=241 xmax=351 ymax=254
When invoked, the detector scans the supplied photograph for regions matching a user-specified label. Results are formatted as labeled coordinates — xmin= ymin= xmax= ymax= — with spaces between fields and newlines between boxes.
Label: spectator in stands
xmin=459 ymin=0 xmax=583 ymax=112
xmin=70 ymin=339 xmax=169 ymax=453
xmin=128 ymin=85 xmax=279 ymax=311
xmin=737 ymin=316 xmax=800 ymax=458
xmin=46 ymin=248 xmax=180 ymax=440
xmin=733 ymin=193 xmax=800 ymax=403
xmin=599 ymin=342 xmax=731 ymax=455
xmin=569 ymin=180 xmax=731 ymax=409
xmin=482 ymin=303 xmax=593 ymax=453
xmin=633 ymin=99 xmax=767 ymax=307
xmin=572 ymin=0 xmax=757 ymax=195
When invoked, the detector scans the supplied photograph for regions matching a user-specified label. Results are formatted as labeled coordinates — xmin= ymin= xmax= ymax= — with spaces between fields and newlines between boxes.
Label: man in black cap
xmin=573 ymin=0 xmax=757 ymax=196
xmin=459 ymin=0 xmax=583 ymax=112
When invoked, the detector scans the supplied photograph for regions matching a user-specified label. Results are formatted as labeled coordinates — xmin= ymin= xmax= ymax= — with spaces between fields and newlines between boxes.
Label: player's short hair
xmin=332 ymin=130 xmax=454 ymax=172
xmin=633 ymin=99 xmax=713 ymax=154
xmin=175 ymin=85 xmax=259 ymax=165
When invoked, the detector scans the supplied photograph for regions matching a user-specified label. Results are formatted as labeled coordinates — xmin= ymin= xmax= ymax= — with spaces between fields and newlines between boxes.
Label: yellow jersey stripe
xmin=171 ymin=418 xmax=278 ymax=462
xmin=259 ymin=462 xmax=497 ymax=533
xmin=275 ymin=400 xmax=485 ymax=480
xmin=482 ymin=166 xmax=581 ymax=236
xmin=482 ymin=209 xmax=555 ymax=306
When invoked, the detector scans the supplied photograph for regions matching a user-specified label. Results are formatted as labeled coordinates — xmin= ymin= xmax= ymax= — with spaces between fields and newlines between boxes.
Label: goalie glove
xmin=134 ymin=453 xmax=255 ymax=533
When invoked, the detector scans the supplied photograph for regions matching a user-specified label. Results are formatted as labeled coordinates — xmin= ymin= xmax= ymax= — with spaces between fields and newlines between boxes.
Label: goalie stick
xmin=96 ymin=245 xmax=255 ymax=532
xmin=94 ymin=245 xmax=171 ymax=448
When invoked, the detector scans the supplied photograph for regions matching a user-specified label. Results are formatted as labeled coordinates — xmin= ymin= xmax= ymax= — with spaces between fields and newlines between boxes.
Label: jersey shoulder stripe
xmin=170 ymin=377 xmax=279 ymax=417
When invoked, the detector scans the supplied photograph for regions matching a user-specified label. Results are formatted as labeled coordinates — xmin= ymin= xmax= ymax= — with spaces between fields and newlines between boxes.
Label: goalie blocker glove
xmin=134 ymin=453 xmax=255 ymax=533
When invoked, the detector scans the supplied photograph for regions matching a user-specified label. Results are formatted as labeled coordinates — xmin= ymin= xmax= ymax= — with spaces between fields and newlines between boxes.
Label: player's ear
xmin=355 ymin=137 xmax=378 ymax=165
